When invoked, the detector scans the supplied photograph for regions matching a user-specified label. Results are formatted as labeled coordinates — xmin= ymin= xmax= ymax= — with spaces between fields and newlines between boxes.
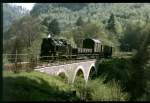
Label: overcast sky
xmin=8 ymin=3 xmax=35 ymax=11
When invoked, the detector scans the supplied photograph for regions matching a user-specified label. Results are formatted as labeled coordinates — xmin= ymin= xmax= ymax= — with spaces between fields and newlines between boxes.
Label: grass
xmin=96 ymin=57 xmax=150 ymax=101
xmin=3 ymin=71 xmax=79 ymax=101
xmin=73 ymin=77 xmax=128 ymax=101
xmin=113 ymin=51 xmax=134 ymax=59
xmin=3 ymin=50 xmax=149 ymax=101
xmin=73 ymin=75 xmax=128 ymax=101
xmin=3 ymin=71 xmax=129 ymax=101
xmin=87 ymin=79 xmax=128 ymax=101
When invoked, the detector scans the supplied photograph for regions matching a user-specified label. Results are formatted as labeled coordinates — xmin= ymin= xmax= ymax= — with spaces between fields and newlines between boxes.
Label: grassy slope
xmin=3 ymin=71 xmax=79 ymax=101
xmin=3 ymin=70 xmax=128 ymax=101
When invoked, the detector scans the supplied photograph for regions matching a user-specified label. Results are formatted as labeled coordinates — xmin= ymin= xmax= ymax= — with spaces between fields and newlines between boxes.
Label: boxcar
xmin=82 ymin=38 xmax=102 ymax=53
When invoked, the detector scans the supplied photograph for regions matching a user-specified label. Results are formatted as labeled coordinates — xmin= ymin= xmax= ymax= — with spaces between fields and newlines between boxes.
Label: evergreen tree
xmin=48 ymin=19 xmax=60 ymax=36
xmin=119 ymin=21 xmax=144 ymax=51
xmin=42 ymin=16 xmax=51 ymax=27
xmin=129 ymin=32 xmax=150 ymax=101
xmin=76 ymin=16 xmax=84 ymax=27
xmin=127 ymin=24 xmax=150 ymax=101
xmin=107 ymin=13 xmax=116 ymax=33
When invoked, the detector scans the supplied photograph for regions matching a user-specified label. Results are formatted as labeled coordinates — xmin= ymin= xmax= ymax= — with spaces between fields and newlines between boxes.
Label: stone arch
xmin=72 ymin=66 xmax=86 ymax=83
xmin=87 ymin=63 xmax=97 ymax=80
xmin=58 ymin=72 xmax=68 ymax=83
xmin=57 ymin=69 xmax=69 ymax=82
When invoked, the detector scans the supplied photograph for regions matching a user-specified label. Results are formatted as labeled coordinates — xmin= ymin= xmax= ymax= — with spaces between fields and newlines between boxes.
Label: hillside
xmin=3 ymin=3 xmax=29 ymax=34
xmin=3 ymin=3 xmax=150 ymax=53
xmin=3 ymin=71 xmax=128 ymax=101
xmin=30 ymin=3 xmax=150 ymax=32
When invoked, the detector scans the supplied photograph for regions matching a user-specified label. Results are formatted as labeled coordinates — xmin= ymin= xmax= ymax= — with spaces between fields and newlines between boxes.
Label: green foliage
xmin=2 ymin=70 xmax=129 ymax=101
xmin=5 ymin=3 xmax=150 ymax=53
xmin=28 ymin=3 xmax=150 ymax=35
xmin=76 ymin=16 xmax=84 ymax=27
xmin=54 ymin=3 xmax=88 ymax=11
xmin=83 ymin=22 xmax=106 ymax=38
xmin=3 ymin=4 xmax=150 ymax=101
xmin=74 ymin=76 xmax=86 ymax=101
xmin=97 ymin=58 xmax=131 ymax=91
xmin=96 ymin=24 xmax=150 ymax=100
xmin=30 ymin=3 xmax=51 ymax=17
xmin=3 ymin=71 xmax=79 ymax=101
xmin=119 ymin=21 xmax=146 ymax=51
xmin=48 ymin=19 xmax=60 ymax=36
xmin=3 ymin=3 xmax=28 ymax=33
xmin=127 ymin=24 xmax=150 ymax=101
xmin=4 ymin=15 xmax=47 ymax=54
xmin=89 ymin=79 xmax=128 ymax=101
xmin=42 ymin=16 xmax=52 ymax=27
xmin=106 ymin=13 xmax=117 ymax=34
xmin=72 ymin=22 xmax=110 ymax=47
xmin=7 ymin=37 xmax=23 ymax=60
xmin=73 ymin=76 xmax=128 ymax=101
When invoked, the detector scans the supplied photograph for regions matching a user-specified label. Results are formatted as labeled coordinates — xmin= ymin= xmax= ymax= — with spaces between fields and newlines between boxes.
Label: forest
xmin=3 ymin=3 xmax=150 ymax=101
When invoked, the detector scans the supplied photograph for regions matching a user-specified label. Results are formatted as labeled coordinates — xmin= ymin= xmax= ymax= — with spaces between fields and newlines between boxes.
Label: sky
xmin=8 ymin=3 xmax=35 ymax=11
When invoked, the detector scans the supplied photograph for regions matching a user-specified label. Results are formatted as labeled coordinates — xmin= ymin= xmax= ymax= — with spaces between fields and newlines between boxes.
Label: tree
xmin=30 ymin=3 xmax=51 ymax=17
xmin=126 ymin=23 xmax=150 ymax=101
xmin=83 ymin=22 xmax=105 ymax=39
xmin=119 ymin=21 xmax=145 ymax=51
xmin=72 ymin=22 xmax=107 ymax=48
xmin=48 ymin=19 xmax=60 ymax=36
xmin=106 ymin=13 xmax=116 ymax=34
xmin=3 ymin=3 xmax=28 ymax=33
xmin=55 ymin=3 xmax=88 ymax=11
xmin=42 ymin=16 xmax=52 ymax=27
xmin=4 ymin=16 xmax=47 ymax=53
xmin=76 ymin=16 xmax=84 ymax=27
xmin=10 ymin=37 xmax=23 ymax=62
xmin=87 ymin=18 xmax=91 ymax=24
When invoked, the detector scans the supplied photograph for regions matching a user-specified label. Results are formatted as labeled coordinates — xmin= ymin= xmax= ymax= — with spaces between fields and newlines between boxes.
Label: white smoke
xmin=48 ymin=33 xmax=51 ymax=38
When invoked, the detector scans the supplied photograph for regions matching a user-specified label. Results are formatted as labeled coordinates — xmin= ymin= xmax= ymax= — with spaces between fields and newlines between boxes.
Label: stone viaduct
xmin=34 ymin=60 xmax=97 ymax=83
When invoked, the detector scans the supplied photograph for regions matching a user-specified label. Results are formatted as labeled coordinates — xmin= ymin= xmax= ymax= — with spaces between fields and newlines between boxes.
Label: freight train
xmin=40 ymin=37 xmax=113 ymax=61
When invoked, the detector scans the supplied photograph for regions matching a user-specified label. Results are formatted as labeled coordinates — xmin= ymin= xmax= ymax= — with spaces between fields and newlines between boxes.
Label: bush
xmin=97 ymin=58 xmax=131 ymax=91
xmin=74 ymin=78 xmax=129 ymax=101
xmin=73 ymin=76 xmax=128 ymax=101
xmin=89 ymin=78 xmax=128 ymax=101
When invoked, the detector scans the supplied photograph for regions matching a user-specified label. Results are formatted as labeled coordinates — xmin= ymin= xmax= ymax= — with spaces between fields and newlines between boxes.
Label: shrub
xmin=89 ymin=78 xmax=128 ymax=101
xmin=97 ymin=58 xmax=131 ymax=91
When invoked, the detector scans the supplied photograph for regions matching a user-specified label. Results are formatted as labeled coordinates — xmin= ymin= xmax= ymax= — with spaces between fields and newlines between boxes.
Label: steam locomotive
xmin=40 ymin=37 xmax=112 ymax=61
